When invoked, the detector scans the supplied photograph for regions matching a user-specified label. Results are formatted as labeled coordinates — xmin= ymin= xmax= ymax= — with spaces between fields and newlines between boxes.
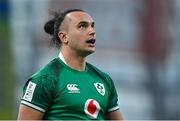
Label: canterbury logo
xmin=67 ymin=84 xmax=80 ymax=93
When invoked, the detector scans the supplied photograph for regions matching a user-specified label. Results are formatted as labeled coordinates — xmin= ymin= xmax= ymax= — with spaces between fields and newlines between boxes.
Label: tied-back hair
xmin=44 ymin=8 xmax=85 ymax=48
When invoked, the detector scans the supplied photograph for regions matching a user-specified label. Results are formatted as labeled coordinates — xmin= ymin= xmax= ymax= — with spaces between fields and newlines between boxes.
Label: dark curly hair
xmin=44 ymin=8 xmax=85 ymax=48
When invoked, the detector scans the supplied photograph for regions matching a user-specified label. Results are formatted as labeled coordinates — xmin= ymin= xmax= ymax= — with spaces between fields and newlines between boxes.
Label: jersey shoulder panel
xmin=86 ymin=62 xmax=112 ymax=87
xmin=21 ymin=58 xmax=64 ymax=112
xmin=31 ymin=58 xmax=64 ymax=79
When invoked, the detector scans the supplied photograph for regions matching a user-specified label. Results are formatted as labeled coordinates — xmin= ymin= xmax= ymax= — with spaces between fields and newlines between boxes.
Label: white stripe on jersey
xmin=108 ymin=106 xmax=119 ymax=112
xmin=21 ymin=100 xmax=45 ymax=112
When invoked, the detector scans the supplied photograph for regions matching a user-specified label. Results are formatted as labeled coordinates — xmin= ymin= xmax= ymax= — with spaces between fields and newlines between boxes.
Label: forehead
xmin=66 ymin=11 xmax=94 ymax=24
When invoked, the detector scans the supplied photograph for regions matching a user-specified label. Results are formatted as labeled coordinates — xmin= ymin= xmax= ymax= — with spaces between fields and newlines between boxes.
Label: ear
xmin=58 ymin=31 xmax=68 ymax=44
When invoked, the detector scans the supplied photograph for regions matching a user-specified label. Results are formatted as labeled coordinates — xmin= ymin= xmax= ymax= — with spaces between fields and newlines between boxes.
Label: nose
xmin=89 ymin=27 xmax=96 ymax=36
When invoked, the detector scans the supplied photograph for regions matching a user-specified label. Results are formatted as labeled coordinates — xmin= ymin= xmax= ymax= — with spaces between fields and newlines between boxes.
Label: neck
xmin=60 ymin=48 xmax=86 ymax=71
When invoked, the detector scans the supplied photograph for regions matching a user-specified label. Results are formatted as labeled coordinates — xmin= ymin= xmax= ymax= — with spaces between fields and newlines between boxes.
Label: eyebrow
xmin=77 ymin=21 xmax=95 ymax=25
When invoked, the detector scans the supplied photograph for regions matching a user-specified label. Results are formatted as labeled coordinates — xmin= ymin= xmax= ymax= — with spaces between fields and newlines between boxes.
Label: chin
xmin=88 ymin=48 xmax=95 ymax=53
xmin=80 ymin=49 xmax=95 ymax=57
xmin=88 ymin=50 xmax=95 ymax=54
xmin=86 ymin=50 xmax=95 ymax=55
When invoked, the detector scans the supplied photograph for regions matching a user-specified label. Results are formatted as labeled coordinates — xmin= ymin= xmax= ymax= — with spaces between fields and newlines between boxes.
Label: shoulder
xmin=23 ymin=58 xmax=63 ymax=92
xmin=87 ymin=62 xmax=106 ymax=75
xmin=86 ymin=62 xmax=113 ymax=85
xmin=31 ymin=58 xmax=63 ymax=79
xmin=26 ymin=58 xmax=64 ymax=86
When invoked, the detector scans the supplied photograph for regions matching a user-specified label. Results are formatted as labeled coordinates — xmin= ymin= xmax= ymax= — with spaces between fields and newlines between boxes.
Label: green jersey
xmin=21 ymin=57 xmax=119 ymax=120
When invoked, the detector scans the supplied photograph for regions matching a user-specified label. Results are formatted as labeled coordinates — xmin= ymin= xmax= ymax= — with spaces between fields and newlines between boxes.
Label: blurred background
xmin=0 ymin=0 xmax=180 ymax=119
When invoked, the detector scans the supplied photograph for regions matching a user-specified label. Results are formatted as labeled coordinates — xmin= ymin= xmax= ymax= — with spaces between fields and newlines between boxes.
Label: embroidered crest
xmin=94 ymin=82 xmax=105 ymax=96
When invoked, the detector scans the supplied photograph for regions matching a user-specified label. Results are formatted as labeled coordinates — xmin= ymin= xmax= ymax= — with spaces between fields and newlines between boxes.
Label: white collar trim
xmin=58 ymin=52 xmax=67 ymax=65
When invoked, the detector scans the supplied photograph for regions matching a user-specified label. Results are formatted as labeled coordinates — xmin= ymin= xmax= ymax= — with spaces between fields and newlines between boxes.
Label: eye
xmin=91 ymin=23 xmax=95 ymax=28
xmin=79 ymin=24 xmax=88 ymax=28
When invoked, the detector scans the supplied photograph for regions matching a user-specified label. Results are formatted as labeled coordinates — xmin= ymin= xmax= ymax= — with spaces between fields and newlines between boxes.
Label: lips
xmin=86 ymin=39 xmax=96 ymax=44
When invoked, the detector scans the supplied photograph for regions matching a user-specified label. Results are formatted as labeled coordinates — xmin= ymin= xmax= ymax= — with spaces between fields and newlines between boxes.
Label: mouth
xmin=86 ymin=39 xmax=96 ymax=44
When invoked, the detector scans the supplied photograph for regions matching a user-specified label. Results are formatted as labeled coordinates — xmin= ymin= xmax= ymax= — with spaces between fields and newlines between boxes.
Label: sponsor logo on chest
xmin=84 ymin=99 xmax=100 ymax=119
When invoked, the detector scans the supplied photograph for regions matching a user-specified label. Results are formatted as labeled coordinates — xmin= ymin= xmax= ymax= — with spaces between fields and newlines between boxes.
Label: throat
xmin=59 ymin=52 xmax=86 ymax=71
xmin=69 ymin=61 xmax=86 ymax=71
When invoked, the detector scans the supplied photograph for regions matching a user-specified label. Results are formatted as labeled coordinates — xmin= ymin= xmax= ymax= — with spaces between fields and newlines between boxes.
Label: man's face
xmin=63 ymin=11 xmax=96 ymax=56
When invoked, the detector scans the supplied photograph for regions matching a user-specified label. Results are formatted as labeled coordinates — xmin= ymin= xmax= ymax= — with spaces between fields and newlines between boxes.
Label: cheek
xmin=67 ymin=29 xmax=88 ymax=43
xmin=70 ymin=33 xmax=86 ymax=42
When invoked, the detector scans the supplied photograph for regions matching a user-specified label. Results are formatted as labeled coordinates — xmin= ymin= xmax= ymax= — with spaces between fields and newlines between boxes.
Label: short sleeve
xmin=107 ymin=76 xmax=119 ymax=112
xmin=21 ymin=76 xmax=55 ymax=112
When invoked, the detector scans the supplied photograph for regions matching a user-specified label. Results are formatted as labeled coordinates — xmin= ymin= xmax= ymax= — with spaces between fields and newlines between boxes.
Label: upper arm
xmin=105 ymin=75 xmax=124 ymax=120
xmin=106 ymin=110 xmax=124 ymax=120
xmin=17 ymin=104 xmax=44 ymax=120
xmin=18 ymin=76 xmax=55 ymax=120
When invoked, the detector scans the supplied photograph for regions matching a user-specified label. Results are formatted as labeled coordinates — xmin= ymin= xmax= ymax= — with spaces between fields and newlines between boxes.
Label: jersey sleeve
xmin=21 ymin=75 xmax=55 ymax=113
xmin=107 ymin=76 xmax=119 ymax=112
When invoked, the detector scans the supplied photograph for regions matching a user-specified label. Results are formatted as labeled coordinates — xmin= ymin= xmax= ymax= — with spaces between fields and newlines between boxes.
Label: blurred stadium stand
xmin=0 ymin=0 xmax=179 ymax=119
xmin=0 ymin=0 xmax=14 ymax=119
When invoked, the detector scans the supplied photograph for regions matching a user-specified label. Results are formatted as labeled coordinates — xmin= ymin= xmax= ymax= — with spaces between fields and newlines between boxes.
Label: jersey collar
xmin=58 ymin=52 xmax=68 ymax=65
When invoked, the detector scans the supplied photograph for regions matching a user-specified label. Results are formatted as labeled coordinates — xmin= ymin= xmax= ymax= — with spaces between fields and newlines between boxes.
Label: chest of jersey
xmin=49 ymin=68 xmax=110 ymax=119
